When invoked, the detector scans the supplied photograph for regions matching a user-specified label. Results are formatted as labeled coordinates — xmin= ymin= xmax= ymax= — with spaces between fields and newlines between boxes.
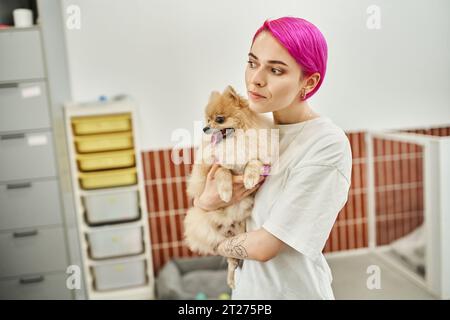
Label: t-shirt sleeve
xmin=262 ymin=164 xmax=351 ymax=260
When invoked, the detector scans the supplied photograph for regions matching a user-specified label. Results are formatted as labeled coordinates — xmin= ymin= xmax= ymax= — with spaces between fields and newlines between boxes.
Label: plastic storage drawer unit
xmin=83 ymin=190 xmax=139 ymax=225
xmin=87 ymin=225 xmax=143 ymax=259
xmin=74 ymin=132 xmax=133 ymax=153
xmin=78 ymin=167 xmax=137 ymax=189
xmin=77 ymin=149 xmax=135 ymax=171
xmin=91 ymin=259 xmax=147 ymax=291
xmin=71 ymin=113 xmax=131 ymax=135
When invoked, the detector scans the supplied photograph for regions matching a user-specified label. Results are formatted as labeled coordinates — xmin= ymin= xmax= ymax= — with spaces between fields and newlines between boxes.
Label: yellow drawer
xmin=74 ymin=132 xmax=133 ymax=153
xmin=72 ymin=113 xmax=131 ymax=135
xmin=79 ymin=168 xmax=137 ymax=190
xmin=77 ymin=149 xmax=135 ymax=172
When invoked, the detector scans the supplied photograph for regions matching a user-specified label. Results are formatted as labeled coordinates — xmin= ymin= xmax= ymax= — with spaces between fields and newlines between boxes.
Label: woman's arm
xmin=214 ymin=228 xmax=285 ymax=262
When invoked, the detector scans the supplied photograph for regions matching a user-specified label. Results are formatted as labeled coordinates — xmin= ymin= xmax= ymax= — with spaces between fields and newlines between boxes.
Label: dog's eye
xmin=215 ymin=115 xmax=225 ymax=124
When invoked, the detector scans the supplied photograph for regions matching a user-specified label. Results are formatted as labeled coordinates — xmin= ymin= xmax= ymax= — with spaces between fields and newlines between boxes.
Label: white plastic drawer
xmin=0 ymin=227 xmax=67 ymax=278
xmin=92 ymin=259 xmax=147 ymax=291
xmin=83 ymin=190 xmax=139 ymax=225
xmin=0 ymin=272 xmax=72 ymax=300
xmin=0 ymin=81 xmax=50 ymax=132
xmin=0 ymin=179 xmax=62 ymax=231
xmin=0 ymin=29 xmax=45 ymax=82
xmin=87 ymin=225 xmax=143 ymax=259
xmin=0 ymin=131 xmax=56 ymax=182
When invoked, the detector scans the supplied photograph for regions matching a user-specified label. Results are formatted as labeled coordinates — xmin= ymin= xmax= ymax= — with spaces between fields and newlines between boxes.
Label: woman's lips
xmin=248 ymin=91 xmax=266 ymax=101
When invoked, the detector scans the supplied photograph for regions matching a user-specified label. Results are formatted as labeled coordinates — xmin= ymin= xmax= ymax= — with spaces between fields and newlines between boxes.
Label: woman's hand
xmin=194 ymin=164 xmax=265 ymax=211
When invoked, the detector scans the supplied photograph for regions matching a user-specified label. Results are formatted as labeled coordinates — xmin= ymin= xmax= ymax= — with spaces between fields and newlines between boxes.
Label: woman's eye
xmin=272 ymin=68 xmax=283 ymax=75
xmin=247 ymin=60 xmax=256 ymax=68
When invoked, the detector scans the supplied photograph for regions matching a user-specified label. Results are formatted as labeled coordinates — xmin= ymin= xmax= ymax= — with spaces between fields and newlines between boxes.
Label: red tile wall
xmin=143 ymin=125 xmax=450 ymax=274
xmin=323 ymin=132 xmax=368 ymax=253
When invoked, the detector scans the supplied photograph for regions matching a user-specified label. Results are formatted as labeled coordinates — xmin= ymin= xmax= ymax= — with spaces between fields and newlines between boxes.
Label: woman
xmin=193 ymin=17 xmax=352 ymax=299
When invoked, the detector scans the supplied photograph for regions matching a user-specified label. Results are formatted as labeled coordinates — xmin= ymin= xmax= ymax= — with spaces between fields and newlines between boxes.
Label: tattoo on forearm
xmin=219 ymin=233 xmax=249 ymax=259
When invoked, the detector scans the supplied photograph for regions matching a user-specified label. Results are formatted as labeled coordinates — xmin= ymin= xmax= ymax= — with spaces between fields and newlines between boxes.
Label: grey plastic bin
xmin=155 ymin=256 xmax=232 ymax=300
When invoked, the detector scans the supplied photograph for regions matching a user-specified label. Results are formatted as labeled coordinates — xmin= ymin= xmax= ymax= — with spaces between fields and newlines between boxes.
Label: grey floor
xmin=327 ymin=252 xmax=436 ymax=300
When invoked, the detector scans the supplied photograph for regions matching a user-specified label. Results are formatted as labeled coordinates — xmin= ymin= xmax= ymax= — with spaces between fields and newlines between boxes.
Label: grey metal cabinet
xmin=0 ymin=272 xmax=72 ymax=300
xmin=0 ymin=130 xmax=57 ymax=181
xmin=0 ymin=227 xmax=67 ymax=277
xmin=0 ymin=26 xmax=71 ymax=299
xmin=0 ymin=28 xmax=45 ymax=82
xmin=0 ymin=81 xmax=51 ymax=132
xmin=0 ymin=179 xmax=62 ymax=230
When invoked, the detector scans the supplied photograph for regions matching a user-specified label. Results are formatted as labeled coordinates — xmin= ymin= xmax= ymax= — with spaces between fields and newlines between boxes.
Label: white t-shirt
xmin=231 ymin=116 xmax=352 ymax=300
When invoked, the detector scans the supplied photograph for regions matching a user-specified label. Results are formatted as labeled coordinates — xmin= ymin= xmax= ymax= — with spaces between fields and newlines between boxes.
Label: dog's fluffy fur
xmin=183 ymin=85 xmax=274 ymax=288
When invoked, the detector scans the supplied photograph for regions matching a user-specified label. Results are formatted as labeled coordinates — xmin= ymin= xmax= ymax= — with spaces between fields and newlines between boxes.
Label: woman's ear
xmin=303 ymin=72 xmax=321 ymax=94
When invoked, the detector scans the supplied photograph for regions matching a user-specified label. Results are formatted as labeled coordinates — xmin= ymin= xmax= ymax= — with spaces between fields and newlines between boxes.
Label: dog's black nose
xmin=203 ymin=126 xmax=211 ymax=133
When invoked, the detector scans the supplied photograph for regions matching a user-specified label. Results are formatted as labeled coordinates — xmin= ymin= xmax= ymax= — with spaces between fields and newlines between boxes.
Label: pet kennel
xmin=365 ymin=129 xmax=450 ymax=299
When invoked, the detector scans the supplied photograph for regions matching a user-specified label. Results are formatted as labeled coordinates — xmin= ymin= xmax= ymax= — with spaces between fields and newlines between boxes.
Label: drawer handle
xmin=19 ymin=275 xmax=45 ymax=284
xmin=0 ymin=82 xmax=19 ymax=89
xmin=0 ymin=133 xmax=25 ymax=140
xmin=7 ymin=182 xmax=32 ymax=190
xmin=13 ymin=229 xmax=38 ymax=238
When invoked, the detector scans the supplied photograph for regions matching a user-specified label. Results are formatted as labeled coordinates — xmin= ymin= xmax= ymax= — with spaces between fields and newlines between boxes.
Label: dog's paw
xmin=243 ymin=171 xmax=260 ymax=189
xmin=217 ymin=179 xmax=232 ymax=202
xmin=227 ymin=258 xmax=239 ymax=289
xmin=218 ymin=187 xmax=232 ymax=203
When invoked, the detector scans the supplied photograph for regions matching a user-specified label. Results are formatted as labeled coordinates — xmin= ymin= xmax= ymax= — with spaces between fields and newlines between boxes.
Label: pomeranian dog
xmin=183 ymin=85 xmax=274 ymax=288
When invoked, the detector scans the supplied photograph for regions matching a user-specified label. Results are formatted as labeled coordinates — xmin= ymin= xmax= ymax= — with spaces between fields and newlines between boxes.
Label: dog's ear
xmin=224 ymin=85 xmax=240 ymax=103
xmin=209 ymin=91 xmax=221 ymax=102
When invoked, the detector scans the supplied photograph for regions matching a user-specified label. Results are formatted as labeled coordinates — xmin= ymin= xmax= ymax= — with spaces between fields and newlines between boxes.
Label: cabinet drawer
xmin=78 ymin=167 xmax=137 ymax=190
xmin=0 ymin=179 xmax=62 ymax=231
xmin=87 ymin=225 xmax=144 ymax=259
xmin=0 ymin=81 xmax=50 ymax=132
xmin=0 ymin=272 xmax=72 ymax=300
xmin=0 ymin=227 xmax=67 ymax=278
xmin=77 ymin=149 xmax=135 ymax=171
xmin=83 ymin=190 xmax=139 ymax=225
xmin=74 ymin=132 xmax=134 ymax=153
xmin=71 ymin=113 xmax=131 ymax=135
xmin=0 ymin=29 xmax=45 ymax=82
xmin=0 ymin=131 xmax=57 ymax=182
xmin=92 ymin=259 xmax=147 ymax=291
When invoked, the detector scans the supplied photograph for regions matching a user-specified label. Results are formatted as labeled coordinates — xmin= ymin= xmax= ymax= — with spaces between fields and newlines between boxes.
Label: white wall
xmin=62 ymin=0 xmax=450 ymax=150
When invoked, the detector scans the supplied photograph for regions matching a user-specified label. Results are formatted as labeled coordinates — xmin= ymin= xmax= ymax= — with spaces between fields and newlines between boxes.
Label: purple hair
xmin=252 ymin=17 xmax=328 ymax=100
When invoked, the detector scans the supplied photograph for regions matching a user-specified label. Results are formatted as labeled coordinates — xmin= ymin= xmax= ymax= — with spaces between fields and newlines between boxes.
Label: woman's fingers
xmin=229 ymin=175 xmax=266 ymax=204
xmin=238 ymin=182 xmax=263 ymax=199
xmin=232 ymin=175 xmax=244 ymax=184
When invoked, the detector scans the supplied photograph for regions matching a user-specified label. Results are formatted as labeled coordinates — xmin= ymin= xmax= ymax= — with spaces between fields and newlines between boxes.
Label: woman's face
xmin=245 ymin=31 xmax=304 ymax=113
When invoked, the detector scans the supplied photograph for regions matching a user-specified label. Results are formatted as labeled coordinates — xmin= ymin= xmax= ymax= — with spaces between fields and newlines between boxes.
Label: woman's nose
xmin=251 ymin=69 xmax=266 ymax=87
